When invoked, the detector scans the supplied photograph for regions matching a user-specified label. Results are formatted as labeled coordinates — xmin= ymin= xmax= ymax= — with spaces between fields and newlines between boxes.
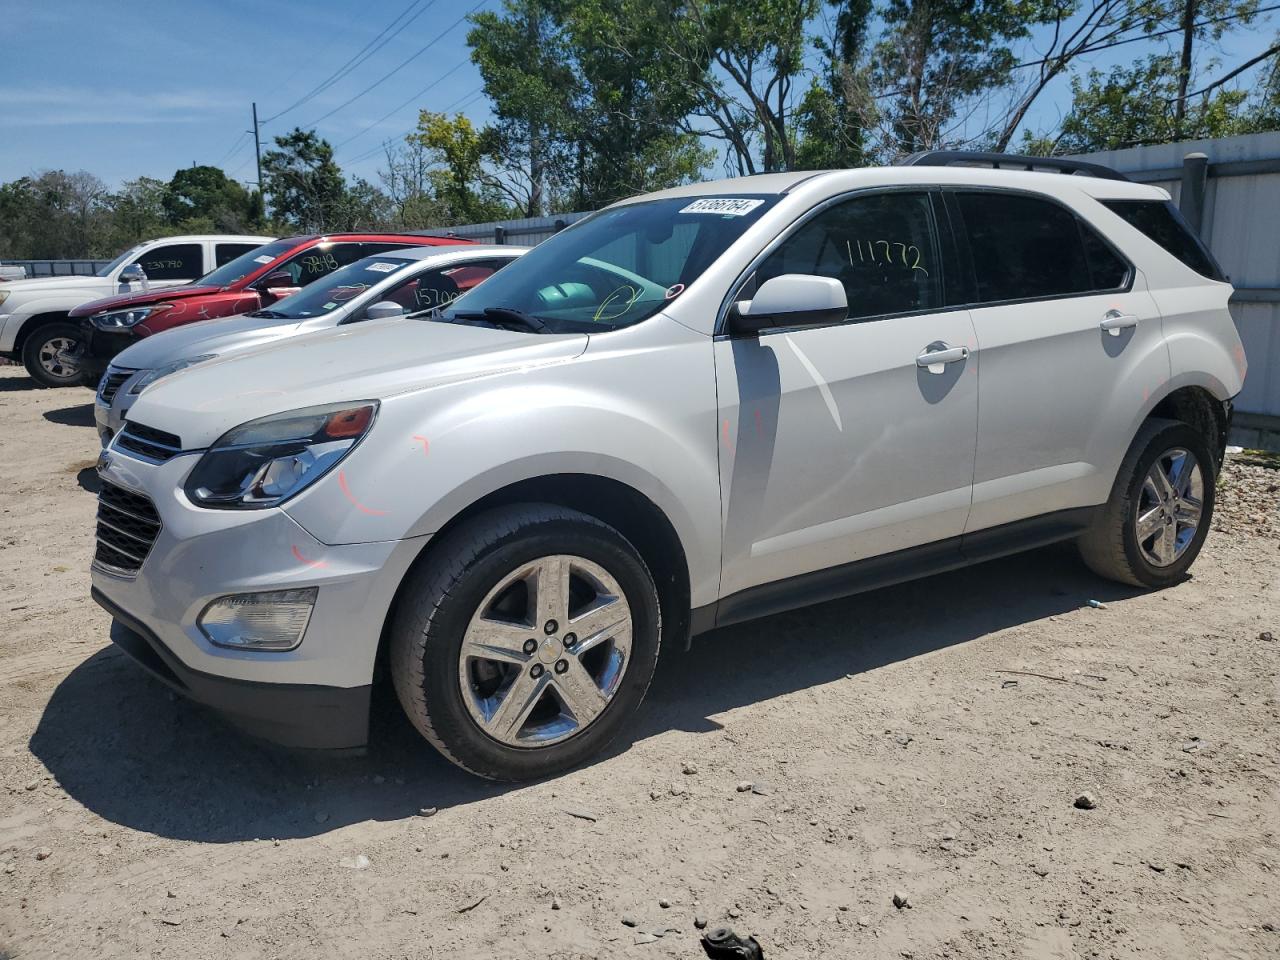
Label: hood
xmin=70 ymin=284 xmax=218 ymax=317
xmin=110 ymin=311 xmax=303 ymax=371
xmin=127 ymin=318 xmax=589 ymax=449
xmin=0 ymin=274 xmax=108 ymax=297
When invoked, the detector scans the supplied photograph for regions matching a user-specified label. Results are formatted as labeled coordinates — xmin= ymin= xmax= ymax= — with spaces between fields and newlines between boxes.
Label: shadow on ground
xmin=30 ymin=543 xmax=1142 ymax=843
xmin=42 ymin=403 xmax=95 ymax=427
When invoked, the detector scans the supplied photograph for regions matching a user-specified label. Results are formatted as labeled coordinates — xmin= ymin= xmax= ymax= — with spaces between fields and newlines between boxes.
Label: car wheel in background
xmin=390 ymin=503 xmax=661 ymax=781
xmin=21 ymin=321 xmax=90 ymax=388
xmin=1077 ymin=418 xmax=1217 ymax=589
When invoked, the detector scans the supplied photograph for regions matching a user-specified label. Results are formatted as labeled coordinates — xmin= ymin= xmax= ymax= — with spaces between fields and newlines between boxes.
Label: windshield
xmin=440 ymin=195 xmax=778 ymax=333
xmin=197 ymin=239 xmax=296 ymax=288
xmin=254 ymin=255 xmax=415 ymax=319
xmin=96 ymin=244 xmax=146 ymax=277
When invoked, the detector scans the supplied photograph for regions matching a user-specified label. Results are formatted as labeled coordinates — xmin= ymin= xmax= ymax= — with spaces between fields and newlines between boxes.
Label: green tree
xmin=1026 ymin=53 xmax=1253 ymax=152
xmin=162 ymin=165 xmax=257 ymax=231
xmin=261 ymin=128 xmax=348 ymax=231
xmin=870 ymin=0 xmax=1061 ymax=159
xmin=106 ymin=176 xmax=170 ymax=249
xmin=795 ymin=0 xmax=874 ymax=169
xmin=408 ymin=111 xmax=516 ymax=224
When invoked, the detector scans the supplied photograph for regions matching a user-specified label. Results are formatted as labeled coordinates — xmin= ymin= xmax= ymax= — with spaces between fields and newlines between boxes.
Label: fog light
xmin=197 ymin=588 xmax=317 ymax=651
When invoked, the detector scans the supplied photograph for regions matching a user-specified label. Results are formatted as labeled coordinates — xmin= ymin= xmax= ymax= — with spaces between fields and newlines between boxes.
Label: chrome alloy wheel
xmin=1135 ymin=447 xmax=1204 ymax=567
xmin=38 ymin=335 xmax=81 ymax=378
xmin=458 ymin=554 xmax=633 ymax=747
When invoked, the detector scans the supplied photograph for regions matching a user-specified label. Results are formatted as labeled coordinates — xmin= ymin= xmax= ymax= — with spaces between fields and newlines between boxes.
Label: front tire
xmin=1077 ymin=418 xmax=1216 ymax=588
xmin=390 ymin=504 xmax=661 ymax=781
xmin=22 ymin=321 xmax=89 ymax=388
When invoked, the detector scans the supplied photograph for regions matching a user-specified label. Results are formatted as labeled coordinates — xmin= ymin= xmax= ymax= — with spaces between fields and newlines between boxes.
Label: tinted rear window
xmin=1101 ymin=200 xmax=1225 ymax=281
xmin=955 ymin=192 xmax=1129 ymax=304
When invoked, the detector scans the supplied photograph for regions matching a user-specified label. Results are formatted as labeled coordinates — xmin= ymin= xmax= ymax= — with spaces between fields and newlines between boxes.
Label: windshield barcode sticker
xmin=366 ymin=262 xmax=400 ymax=273
xmin=253 ymin=255 xmax=274 ymax=264
xmin=679 ymin=198 xmax=764 ymax=216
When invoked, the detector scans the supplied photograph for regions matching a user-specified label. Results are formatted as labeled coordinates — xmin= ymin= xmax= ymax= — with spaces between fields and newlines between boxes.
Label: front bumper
xmin=95 ymin=588 xmax=372 ymax=749
xmin=78 ymin=318 xmax=136 ymax=377
xmin=90 ymin=449 xmax=430 ymax=747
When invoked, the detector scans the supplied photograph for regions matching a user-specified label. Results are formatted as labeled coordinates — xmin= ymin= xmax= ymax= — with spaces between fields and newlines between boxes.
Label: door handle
xmin=1100 ymin=310 xmax=1139 ymax=336
xmin=915 ymin=344 xmax=969 ymax=373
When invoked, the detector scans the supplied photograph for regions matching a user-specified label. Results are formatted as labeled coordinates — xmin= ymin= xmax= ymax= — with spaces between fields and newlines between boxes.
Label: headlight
xmin=92 ymin=305 xmax=163 ymax=329
xmin=184 ymin=401 xmax=378 ymax=509
xmin=128 ymin=354 xmax=216 ymax=395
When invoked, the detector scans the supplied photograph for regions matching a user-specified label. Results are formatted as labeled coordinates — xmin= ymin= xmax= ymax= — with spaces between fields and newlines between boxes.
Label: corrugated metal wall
xmin=1071 ymin=133 xmax=1280 ymax=422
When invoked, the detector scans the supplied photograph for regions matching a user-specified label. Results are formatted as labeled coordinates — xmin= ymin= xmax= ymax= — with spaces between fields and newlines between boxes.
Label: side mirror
xmin=729 ymin=274 xmax=847 ymax=336
xmin=261 ymin=270 xmax=299 ymax=300
xmin=365 ymin=301 xmax=406 ymax=320
xmin=118 ymin=263 xmax=149 ymax=292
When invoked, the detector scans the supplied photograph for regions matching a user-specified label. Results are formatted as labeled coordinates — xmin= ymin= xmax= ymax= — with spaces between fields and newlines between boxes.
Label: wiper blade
xmin=448 ymin=307 xmax=550 ymax=333
xmin=249 ymin=309 xmax=287 ymax=318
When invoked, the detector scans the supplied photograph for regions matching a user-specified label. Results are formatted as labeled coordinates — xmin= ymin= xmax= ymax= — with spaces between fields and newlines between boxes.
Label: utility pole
xmin=251 ymin=102 xmax=266 ymax=217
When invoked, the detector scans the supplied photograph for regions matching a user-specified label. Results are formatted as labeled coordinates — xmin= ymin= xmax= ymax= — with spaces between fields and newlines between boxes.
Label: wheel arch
xmin=13 ymin=309 xmax=75 ymax=353
xmin=1143 ymin=381 xmax=1230 ymax=467
xmin=373 ymin=472 xmax=695 ymax=686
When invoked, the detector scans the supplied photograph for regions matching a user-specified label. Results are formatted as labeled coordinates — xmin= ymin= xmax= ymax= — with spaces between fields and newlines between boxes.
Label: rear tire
xmin=21 ymin=320 xmax=89 ymax=388
xmin=390 ymin=504 xmax=661 ymax=781
xmin=1077 ymin=418 xmax=1216 ymax=588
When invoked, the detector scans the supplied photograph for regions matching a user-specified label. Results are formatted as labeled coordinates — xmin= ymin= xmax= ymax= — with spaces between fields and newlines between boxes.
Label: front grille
xmin=94 ymin=481 xmax=162 ymax=576
xmin=116 ymin=422 xmax=183 ymax=462
xmin=98 ymin=368 xmax=133 ymax=404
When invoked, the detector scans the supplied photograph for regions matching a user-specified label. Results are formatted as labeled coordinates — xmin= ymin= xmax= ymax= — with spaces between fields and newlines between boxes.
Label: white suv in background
xmin=0 ymin=234 xmax=273 ymax=386
xmin=90 ymin=153 xmax=1245 ymax=781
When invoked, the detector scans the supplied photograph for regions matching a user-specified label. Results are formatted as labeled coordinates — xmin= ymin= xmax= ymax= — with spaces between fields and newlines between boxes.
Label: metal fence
xmin=425 ymin=211 xmax=591 ymax=246
xmin=1070 ymin=132 xmax=1280 ymax=441
xmin=0 ymin=259 xmax=111 ymax=278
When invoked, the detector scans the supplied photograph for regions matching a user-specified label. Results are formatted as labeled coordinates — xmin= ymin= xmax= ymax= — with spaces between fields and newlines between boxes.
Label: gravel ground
xmin=1 ymin=365 xmax=1277 ymax=960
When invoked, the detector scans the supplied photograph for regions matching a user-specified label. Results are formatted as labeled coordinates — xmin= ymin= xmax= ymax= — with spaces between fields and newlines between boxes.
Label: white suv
xmin=90 ymin=153 xmax=1245 ymax=780
xmin=0 ymin=234 xmax=273 ymax=386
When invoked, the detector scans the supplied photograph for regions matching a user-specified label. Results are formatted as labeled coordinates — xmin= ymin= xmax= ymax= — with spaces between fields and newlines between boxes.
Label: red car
xmin=72 ymin=233 xmax=471 ymax=379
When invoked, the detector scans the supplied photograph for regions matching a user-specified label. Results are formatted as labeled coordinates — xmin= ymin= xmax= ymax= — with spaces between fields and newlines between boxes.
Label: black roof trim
xmin=899 ymin=150 xmax=1132 ymax=183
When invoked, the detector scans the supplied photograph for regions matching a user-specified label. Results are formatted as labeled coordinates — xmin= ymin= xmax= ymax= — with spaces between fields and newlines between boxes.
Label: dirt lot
xmin=0 ymin=363 xmax=1277 ymax=960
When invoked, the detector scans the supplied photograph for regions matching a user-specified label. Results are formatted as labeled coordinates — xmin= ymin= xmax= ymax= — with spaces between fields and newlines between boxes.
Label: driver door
xmin=715 ymin=189 xmax=980 ymax=601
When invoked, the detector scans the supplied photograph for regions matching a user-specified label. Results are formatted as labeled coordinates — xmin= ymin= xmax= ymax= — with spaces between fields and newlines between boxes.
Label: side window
xmin=276 ymin=243 xmax=372 ymax=286
xmin=955 ymin=192 xmax=1126 ymax=303
xmin=364 ymin=263 xmax=503 ymax=319
xmin=215 ymin=243 xmax=258 ymax=267
xmin=1101 ymin=199 xmax=1225 ymax=281
xmin=138 ymin=243 xmax=203 ymax=281
xmin=1080 ymin=226 xmax=1130 ymax=290
xmin=757 ymin=191 xmax=942 ymax=322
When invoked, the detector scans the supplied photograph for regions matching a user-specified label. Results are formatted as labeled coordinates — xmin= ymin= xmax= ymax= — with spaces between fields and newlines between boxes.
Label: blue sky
xmin=2 ymin=0 xmax=1275 ymax=190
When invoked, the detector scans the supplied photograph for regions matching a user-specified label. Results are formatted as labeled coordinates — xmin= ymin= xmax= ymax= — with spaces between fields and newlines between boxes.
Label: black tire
xmin=1077 ymin=418 xmax=1217 ymax=588
xmin=390 ymin=503 xmax=662 ymax=781
xmin=21 ymin=320 xmax=90 ymax=388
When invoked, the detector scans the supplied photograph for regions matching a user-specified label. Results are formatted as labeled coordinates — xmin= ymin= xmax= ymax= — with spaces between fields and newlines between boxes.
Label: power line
xmin=216 ymin=131 xmax=251 ymax=167
xmin=260 ymin=0 xmax=436 ymax=124
xmin=301 ymin=1 xmax=486 ymax=129
xmin=1012 ymin=2 xmax=1280 ymax=70
xmin=334 ymin=57 xmax=469 ymax=150
xmin=341 ymin=85 xmax=486 ymax=167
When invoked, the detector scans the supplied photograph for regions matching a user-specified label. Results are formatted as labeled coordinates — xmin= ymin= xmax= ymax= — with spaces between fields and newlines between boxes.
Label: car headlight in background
xmin=128 ymin=354 xmax=216 ymax=395
xmin=91 ymin=305 xmax=167 ymax=329
xmin=184 ymin=401 xmax=378 ymax=509
xmin=198 ymin=587 xmax=318 ymax=651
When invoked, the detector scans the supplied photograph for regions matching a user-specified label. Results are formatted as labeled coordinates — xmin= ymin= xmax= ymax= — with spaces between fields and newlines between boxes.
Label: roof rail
xmin=899 ymin=150 xmax=1132 ymax=183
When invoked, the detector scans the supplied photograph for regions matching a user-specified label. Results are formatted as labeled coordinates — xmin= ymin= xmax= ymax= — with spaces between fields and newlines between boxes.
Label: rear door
xmin=948 ymin=189 xmax=1169 ymax=533
xmin=715 ymin=189 xmax=980 ymax=599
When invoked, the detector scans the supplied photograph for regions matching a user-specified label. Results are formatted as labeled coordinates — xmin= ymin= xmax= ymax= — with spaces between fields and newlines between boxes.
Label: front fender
xmin=0 ymin=294 xmax=89 ymax=352
xmin=283 ymin=320 xmax=723 ymax=605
